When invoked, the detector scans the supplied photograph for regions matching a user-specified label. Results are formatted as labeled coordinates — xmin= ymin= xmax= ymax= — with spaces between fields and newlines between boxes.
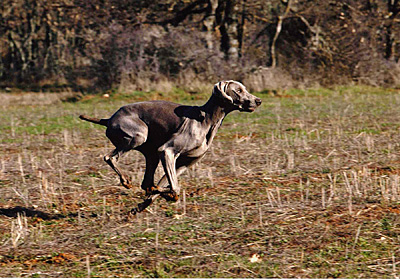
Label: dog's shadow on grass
xmin=0 ymin=206 xmax=78 ymax=220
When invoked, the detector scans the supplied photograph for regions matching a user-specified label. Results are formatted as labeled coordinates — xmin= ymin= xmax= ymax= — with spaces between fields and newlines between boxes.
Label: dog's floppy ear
xmin=213 ymin=81 xmax=233 ymax=103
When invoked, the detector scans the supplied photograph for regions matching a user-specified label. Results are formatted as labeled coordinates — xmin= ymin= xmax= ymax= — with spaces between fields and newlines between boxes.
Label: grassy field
xmin=1 ymin=86 xmax=400 ymax=277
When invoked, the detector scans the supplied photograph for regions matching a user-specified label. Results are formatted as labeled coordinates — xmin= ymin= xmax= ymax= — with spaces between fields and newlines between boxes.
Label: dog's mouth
xmin=237 ymin=98 xmax=261 ymax=112
xmin=239 ymin=106 xmax=256 ymax=112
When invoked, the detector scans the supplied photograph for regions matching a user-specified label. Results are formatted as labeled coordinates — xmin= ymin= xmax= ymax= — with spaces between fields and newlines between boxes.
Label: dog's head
xmin=213 ymin=80 xmax=262 ymax=112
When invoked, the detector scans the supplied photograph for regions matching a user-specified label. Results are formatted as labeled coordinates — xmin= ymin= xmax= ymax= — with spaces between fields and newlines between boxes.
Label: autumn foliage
xmin=1 ymin=0 xmax=400 ymax=91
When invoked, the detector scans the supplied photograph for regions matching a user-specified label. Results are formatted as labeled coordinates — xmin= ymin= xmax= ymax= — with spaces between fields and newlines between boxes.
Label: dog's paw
xmin=121 ymin=177 xmax=133 ymax=189
xmin=145 ymin=186 xmax=158 ymax=196
xmin=136 ymin=198 xmax=153 ymax=212
xmin=129 ymin=208 xmax=138 ymax=215
xmin=161 ymin=192 xmax=179 ymax=202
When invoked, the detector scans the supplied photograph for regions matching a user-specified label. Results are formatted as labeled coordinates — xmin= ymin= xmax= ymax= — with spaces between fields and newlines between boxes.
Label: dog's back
xmin=107 ymin=100 xmax=188 ymax=149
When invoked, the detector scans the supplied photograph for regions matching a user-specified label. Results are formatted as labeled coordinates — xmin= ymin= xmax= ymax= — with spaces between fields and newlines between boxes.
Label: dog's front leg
xmin=159 ymin=148 xmax=180 ymax=200
xmin=130 ymin=172 xmax=177 ymax=215
xmin=130 ymin=193 xmax=160 ymax=214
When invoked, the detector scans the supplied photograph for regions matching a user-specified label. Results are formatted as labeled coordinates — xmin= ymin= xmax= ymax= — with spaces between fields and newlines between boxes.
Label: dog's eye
xmin=237 ymin=88 xmax=242 ymax=93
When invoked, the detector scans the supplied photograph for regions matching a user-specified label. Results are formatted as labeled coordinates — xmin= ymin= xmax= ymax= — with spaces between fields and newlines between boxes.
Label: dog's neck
xmin=201 ymin=94 xmax=235 ymax=124
xmin=199 ymin=95 xmax=236 ymax=145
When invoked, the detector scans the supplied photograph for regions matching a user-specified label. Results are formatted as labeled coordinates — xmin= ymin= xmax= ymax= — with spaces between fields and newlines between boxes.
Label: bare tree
xmin=384 ymin=0 xmax=400 ymax=60
xmin=2 ymin=0 xmax=400 ymax=89
xmin=270 ymin=0 xmax=292 ymax=68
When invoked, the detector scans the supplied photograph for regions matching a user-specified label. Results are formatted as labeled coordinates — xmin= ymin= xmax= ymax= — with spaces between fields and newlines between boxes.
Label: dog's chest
xmin=183 ymin=118 xmax=223 ymax=157
xmin=185 ymin=139 xmax=208 ymax=157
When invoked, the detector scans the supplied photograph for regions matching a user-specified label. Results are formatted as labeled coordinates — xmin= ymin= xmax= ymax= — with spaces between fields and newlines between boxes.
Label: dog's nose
xmin=255 ymin=98 xmax=262 ymax=106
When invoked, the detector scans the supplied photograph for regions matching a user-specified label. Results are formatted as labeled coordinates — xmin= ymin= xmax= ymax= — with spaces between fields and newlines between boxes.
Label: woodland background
xmin=2 ymin=0 xmax=400 ymax=93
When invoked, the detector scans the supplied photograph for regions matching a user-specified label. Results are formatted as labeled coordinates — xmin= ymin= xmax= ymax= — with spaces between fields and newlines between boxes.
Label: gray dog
xmin=79 ymin=80 xmax=261 ymax=213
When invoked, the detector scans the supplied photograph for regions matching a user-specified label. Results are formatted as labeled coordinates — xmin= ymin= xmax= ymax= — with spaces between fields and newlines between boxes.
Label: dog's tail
xmin=79 ymin=115 xmax=109 ymax=127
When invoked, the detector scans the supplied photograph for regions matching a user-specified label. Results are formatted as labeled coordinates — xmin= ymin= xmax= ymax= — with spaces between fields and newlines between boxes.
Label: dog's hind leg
xmin=105 ymin=119 xmax=148 ymax=189
xmin=141 ymin=151 xmax=160 ymax=195
xmin=104 ymin=149 xmax=133 ymax=189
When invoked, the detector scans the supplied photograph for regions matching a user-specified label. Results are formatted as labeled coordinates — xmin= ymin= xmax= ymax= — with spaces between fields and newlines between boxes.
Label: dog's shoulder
xmin=174 ymin=105 xmax=205 ymax=122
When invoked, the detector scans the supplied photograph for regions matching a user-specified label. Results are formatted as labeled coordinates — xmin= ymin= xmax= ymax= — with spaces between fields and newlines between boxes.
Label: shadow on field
xmin=0 ymin=206 xmax=78 ymax=220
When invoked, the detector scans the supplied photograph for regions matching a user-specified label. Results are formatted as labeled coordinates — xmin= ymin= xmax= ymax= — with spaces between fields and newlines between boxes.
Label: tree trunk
xmin=203 ymin=0 xmax=219 ymax=50
xmin=219 ymin=0 xmax=240 ymax=61
xmin=237 ymin=0 xmax=246 ymax=57
xmin=385 ymin=0 xmax=399 ymax=60
xmin=269 ymin=0 xmax=292 ymax=68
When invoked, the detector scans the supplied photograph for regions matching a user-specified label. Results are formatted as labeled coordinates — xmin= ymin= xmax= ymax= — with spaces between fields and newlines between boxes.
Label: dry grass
xmin=1 ymin=86 xmax=400 ymax=277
